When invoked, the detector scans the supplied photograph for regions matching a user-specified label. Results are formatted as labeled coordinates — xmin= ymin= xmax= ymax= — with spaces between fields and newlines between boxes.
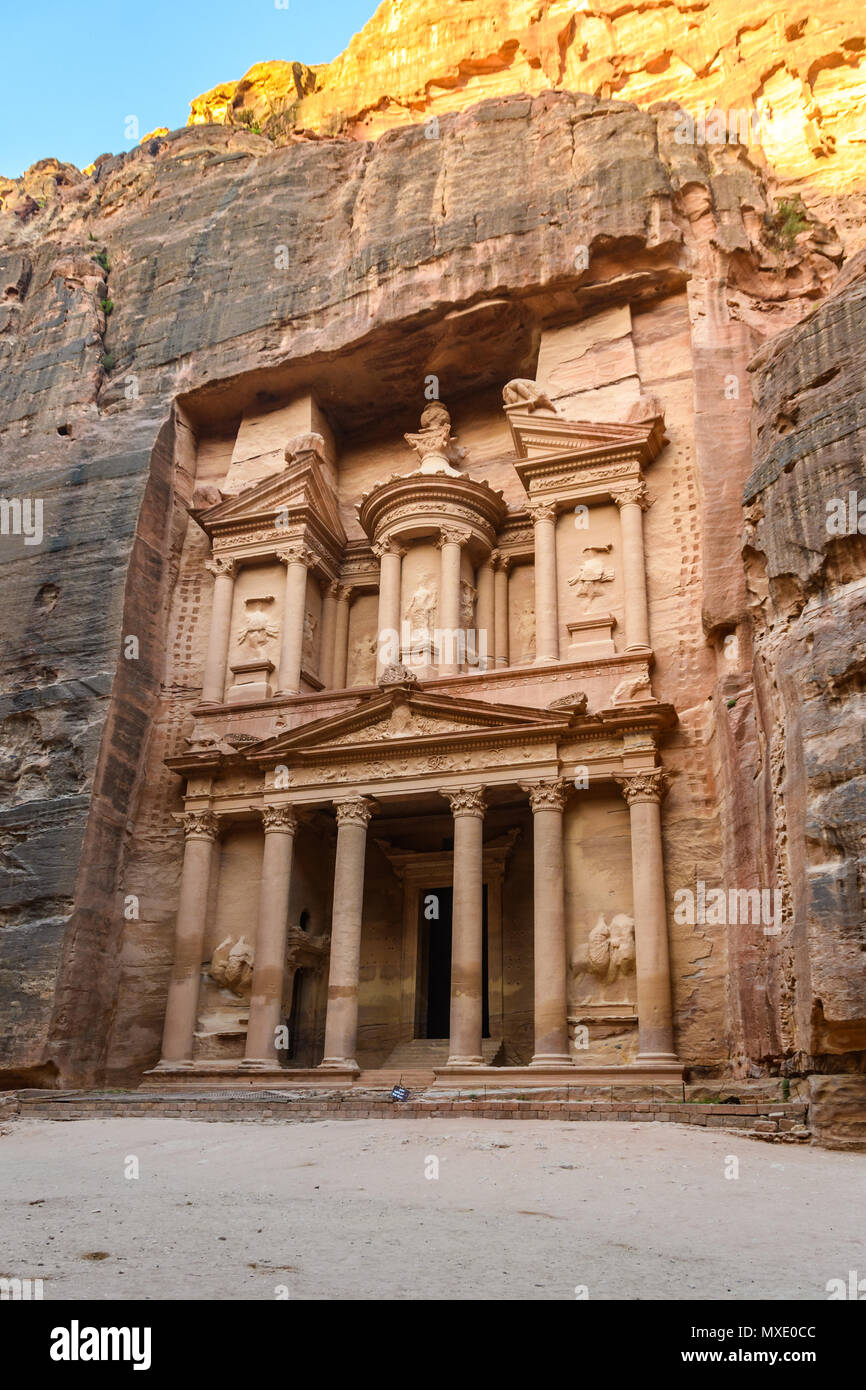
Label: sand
xmin=1 ymin=1117 xmax=864 ymax=1300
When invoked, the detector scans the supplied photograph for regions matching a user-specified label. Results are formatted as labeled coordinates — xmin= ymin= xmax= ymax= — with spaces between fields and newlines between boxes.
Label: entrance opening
xmin=417 ymin=885 xmax=489 ymax=1038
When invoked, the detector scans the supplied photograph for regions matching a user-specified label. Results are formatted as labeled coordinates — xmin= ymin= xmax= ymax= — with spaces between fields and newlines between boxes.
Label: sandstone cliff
xmin=187 ymin=0 xmax=866 ymax=253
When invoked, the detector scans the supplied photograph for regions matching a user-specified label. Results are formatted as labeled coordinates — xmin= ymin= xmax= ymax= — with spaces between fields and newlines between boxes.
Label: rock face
xmin=184 ymin=0 xmax=866 ymax=253
xmin=0 ymin=56 xmax=862 ymax=1118
xmin=734 ymin=251 xmax=866 ymax=1072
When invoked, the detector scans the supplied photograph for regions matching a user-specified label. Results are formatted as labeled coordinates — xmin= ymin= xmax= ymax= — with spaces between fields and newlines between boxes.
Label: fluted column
xmin=530 ymin=502 xmax=559 ymax=664
xmin=523 ymin=781 xmax=571 ymax=1066
xmin=201 ymin=557 xmax=237 ymax=704
xmin=438 ymin=527 xmax=468 ymax=676
xmin=318 ymin=581 xmax=339 ymax=689
xmin=332 ymin=584 xmax=353 ymax=689
xmin=276 ymin=543 xmax=314 ymax=695
xmin=493 ymin=552 xmax=510 ymax=668
xmin=444 ymin=787 xmax=486 ymax=1065
xmin=320 ymin=797 xmax=373 ymax=1071
xmin=160 ymin=811 xmax=221 ymax=1064
xmin=617 ymin=769 xmax=678 ymax=1062
xmin=374 ymin=538 xmax=404 ymax=679
xmin=475 ymin=554 xmax=495 ymax=672
xmin=613 ymin=482 xmax=651 ymax=650
xmin=244 ymin=806 xmax=298 ymax=1064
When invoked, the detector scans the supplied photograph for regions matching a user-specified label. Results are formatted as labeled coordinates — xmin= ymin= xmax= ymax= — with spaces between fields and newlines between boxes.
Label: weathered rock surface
xmin=185 ymin=0 xmax=866 ymax=252
xmin=809 ymin=1075 xmax=866 ymax=1150
xmin=732 ymin=251 xmax=866 ymax=1071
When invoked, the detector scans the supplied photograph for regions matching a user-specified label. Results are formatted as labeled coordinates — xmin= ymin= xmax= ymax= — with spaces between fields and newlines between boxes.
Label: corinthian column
xmin=318 ymin=581 xmax=339 ymax=689
xmin=320 ymin=797 xmax=373 ymax=1071
xmin=374 ymin=538 xmax=404 ymax=679
xmin=244 ymin=806 xmax=298 ymax=1064
xmin=160 ymin=811 xmax=220 ymax=1065
xmin=202 ymin=557 xmax=237 ymax=704
xmin=530 ymin=502 xmax=559 ymax=664
xmin=523 ymin=781 xmax=571 ymax=1066
xmin=437 ymin=528 xmax=469 ymax=677
xmin=475 ymin=554 xmax=495 ymax=671
xmin=493 ymin=552 xmax=510 ymax=668
xmin=616 ymin=769 xmax=678 ymax=1062
xmin=276 ymin=543 xmax=314 ymax=695
xmin=444 ymin=787 xmax=486 ymax=1065
xmin=612 ymin=482 xmax=651 ymax=650
xmin=332 ymin=584 xmax=353 ymax=689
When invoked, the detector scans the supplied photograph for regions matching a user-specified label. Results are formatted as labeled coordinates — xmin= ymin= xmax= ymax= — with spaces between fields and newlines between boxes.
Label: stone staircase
xmin=382 ymin=1038 xmax=503 ymax=1071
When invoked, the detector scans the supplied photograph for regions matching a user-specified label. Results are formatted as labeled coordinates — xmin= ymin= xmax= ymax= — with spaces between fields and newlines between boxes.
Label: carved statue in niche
xmin=208 ymin=935 xmax=255 ymax=999
xmin=587 ymin=914 xmax=636 ymax=984
xmin=236 ymin=597 xmax=278 ymax=652
xmin=404 ymin=401 xmax=466 ymax=475
xmin=302 ymin=610 xmax=318 ymax=670
xmin=570 ymin=914 xmax=636 ymax=1004
xmin=405 ymin=574 xmax=438 ymax=659
xmin=349 ymin=631 xmax=377 ymax=686
xmin=516 ymin=607 xmax=536 ymax=662
xmin=459 ymin=579 xmax=476 ymax=627
xmin=568 ymin=545 xmax=615 ymax=608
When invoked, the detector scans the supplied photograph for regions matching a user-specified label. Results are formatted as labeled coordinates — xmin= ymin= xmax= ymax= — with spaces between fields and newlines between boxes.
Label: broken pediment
xmin=192 ymin=435 xmax=345 ymax=551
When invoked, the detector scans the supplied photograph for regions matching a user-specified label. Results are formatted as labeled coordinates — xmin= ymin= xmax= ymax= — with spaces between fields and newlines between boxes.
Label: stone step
xmin=382 ymin=1038 xmax=503 ymax=1069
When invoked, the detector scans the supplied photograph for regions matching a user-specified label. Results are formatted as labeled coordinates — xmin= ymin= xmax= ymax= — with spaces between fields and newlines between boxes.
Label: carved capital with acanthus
xmin=611 ymin=481 xmax=651 ymax=510
xmin=179 ymin=810 xmax=221 ymax=841
xmin=616 ymin=769 xmax=668 ymax=806
xmin=277 ymin=543 xmax=317 ymax=569
xmin=443 ymin=786 xmax=486 ymax=819
xmin=334 ymin=796 xmax=374 ymax=829
xmin=522 ymin=780 xmax=569 ymax=813
xmin=437 ymin=527 xmax=471 ymax=550
xmin=528 ymin=502 xmax=557 ymax=525
xmin=372 ymin=536 xmax=406 ymax=561
xmin=261 ymin=804 xmax=299 ymax=834
xmin=334 ymin=583 xmax=355 ymax=604
xmin=205 ymin=555 xmax=237 ymax=579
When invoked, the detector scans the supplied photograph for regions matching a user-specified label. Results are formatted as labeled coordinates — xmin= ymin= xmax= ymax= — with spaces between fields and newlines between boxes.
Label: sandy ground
xmin=1 ymin=1117 xmax=864 ymax=1300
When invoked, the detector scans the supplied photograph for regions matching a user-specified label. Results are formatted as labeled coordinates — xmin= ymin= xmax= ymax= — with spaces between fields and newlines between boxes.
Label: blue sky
xmin=2 ymin=0 xmax=380 ymax=178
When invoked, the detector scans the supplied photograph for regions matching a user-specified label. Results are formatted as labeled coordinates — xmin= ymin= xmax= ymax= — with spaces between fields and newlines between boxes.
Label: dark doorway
xmin=418 ymin=885 xmax=489 ymax=1038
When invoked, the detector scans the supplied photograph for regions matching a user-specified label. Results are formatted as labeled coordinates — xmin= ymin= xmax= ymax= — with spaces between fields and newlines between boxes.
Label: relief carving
xmin=208 ymin=935 xmax=255 ymax=998
xmin=236 ymin=597 xmax=279 ymax=652
xmin=568 ymin=545 xmax=615 ymax=608
xmin=502 ymin=379 xmax=557 ymax=413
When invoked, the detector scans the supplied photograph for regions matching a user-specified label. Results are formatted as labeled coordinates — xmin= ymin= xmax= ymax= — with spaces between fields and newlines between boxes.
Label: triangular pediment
xmin=194 ymin=449 xmax=345 ymax=547
xmin=506 ymin=409 xmax=666 ymax=464
xmin=248 ymin=689 xmax=573 ymax=763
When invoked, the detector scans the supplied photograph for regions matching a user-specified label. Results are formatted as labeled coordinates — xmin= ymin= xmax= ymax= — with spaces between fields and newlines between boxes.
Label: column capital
xmin=334 ymin=796 xmax=374 ymax=828
xmin=528 ymin=501 xmax=557 ymax=524
xmin=335 ymin=582 xmax=355 ymax=603
xmin=277 ymin=542 xmax=317 ymax=569
xmin=493 ymin=550 xmax=512 ymax=573
xmin=522 ymin=780 xmax=569 ymax=813
xmin=372 ymin=536 xmax=406 ymax=560
xmin=260 ymin=804 xmax=299 ymax=834
xmin=437 ymin=527 xmax=471 ymax=549
xmin=444 ymin=786 xmax=486 ymax=818
xmin=205 ymin=555 xmax=237 ymax=579
xmin=616 ymin=768 xmax=668 ymax=805
xmin=178 ymin=810 xmax=220 ymax=841
xmin=321 ymin=576 xmax=340 ymax=597
xmin=611 ymin=480 xmax=651 ymax=511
